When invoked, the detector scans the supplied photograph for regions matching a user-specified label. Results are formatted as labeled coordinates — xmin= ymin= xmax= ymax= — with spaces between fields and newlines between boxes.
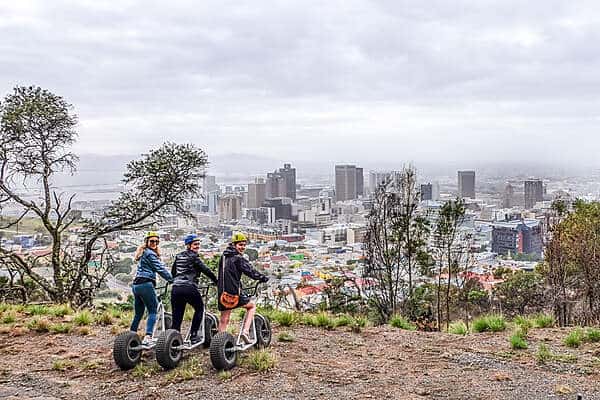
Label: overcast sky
xmin=1 ymin=1 xmax=600 ymax=168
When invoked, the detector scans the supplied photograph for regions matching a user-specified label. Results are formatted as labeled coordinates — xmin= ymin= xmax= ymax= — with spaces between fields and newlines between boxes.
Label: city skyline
xmin=1 ymin=2 xmax=600 ymax=166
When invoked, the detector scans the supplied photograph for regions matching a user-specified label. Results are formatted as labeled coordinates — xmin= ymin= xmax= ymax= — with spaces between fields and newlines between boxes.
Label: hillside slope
xmin=0 ymin=324 xmax=598 ymax=399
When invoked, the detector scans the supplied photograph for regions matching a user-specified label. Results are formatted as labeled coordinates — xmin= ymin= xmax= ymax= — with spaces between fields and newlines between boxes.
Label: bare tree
xmin=0 ymin=86 xmax=208 ymax=306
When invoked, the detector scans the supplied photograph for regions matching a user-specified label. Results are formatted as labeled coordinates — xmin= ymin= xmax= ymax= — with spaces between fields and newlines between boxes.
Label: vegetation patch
xmin=585 ymin=328 xmax=600 ymax=343
xmin=52 ymin=358 xmax=74 ymax=371
xmin=131 ymin=362 xmax=161 ymax=378
xmin=73 ymin=310 xmax=93 ymax=326
xmin=165 ymin=356 xmax=204 ymax=382
xmin=49 ymin=323 xmax=72 ymax=334
xmin=273 ymin=311 xmax=297 ymax=327
xmin=25 ymin=304 xmax=50 ymax=316
xmin=389 ymin=315 xmax=416 ymax=330
xmin=509 ymin=333 xmax=528 ymax=350
xmin=448 ymin=321 xmax=468 ymax=335
xmin=472 ymin=314 xmax=506 ymax=333
xmin=244 ymin=349 xmax=277 ymax=372
xmin=49 ymin=305 xmax=73 ymax=317
xmin=277 ymin=331 xmax=295 ymax=342
xmin=532 ymin=313 xmax=555 ymax=329
xmin=95 ymin=312 xmax=113 ymax=326
xmin=217 ymin=370 xmax=232 ymax=381
xmin=563 ymin=328 xmax=583 ymax=348
xmin=26 ymin=317 xmax=51 ymax=333
xmin=1 ymin=312 xmax=16 ymax=324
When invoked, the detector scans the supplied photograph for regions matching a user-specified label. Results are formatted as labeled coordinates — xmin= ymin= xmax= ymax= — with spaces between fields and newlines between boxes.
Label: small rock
xmin=555 ymin=384 xmax=574 ymax=394
xmin=493 ymin=372 xmax=511 ymax=382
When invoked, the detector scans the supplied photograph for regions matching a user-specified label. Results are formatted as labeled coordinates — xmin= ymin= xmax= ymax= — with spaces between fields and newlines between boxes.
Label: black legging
xmin=171 ymin=284 xmax=204 ymax=335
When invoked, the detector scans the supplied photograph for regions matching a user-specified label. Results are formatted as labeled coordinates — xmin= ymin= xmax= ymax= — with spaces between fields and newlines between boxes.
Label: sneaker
xmin=141 ymin=335 xmax=153 ymax=346
xmin=240 ymin=332 xmax=252 ymax=344
xmin=190 ymin=333 xmax=201 ymax=345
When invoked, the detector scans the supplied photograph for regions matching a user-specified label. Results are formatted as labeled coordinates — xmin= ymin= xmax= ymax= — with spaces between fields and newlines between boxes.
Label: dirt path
xmin=0 ymin=325 xmax=598 ymax=399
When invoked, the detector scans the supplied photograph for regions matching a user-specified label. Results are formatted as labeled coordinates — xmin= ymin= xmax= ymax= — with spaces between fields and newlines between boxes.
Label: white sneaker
xmin=141 ymin=335 xmax=153 ymax=346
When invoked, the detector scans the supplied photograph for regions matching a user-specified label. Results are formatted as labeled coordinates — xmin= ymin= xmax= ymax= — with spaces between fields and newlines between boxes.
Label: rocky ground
xmin=0 ymin=320 xmax=599 ymax=400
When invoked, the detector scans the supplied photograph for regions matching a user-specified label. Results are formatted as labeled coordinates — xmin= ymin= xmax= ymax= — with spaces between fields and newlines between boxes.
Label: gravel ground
xmin=0 ymin=324 xmax=599 ymax=399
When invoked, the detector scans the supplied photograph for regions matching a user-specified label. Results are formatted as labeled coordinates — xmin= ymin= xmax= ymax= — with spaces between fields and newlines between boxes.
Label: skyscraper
xmin=502 ymin=183 xmax=514 ymax=209
xmin=218 ymin=194 xmax=242 ymax=222
xmin=335 ymin=164 xmax=360 ymax=202
xmin=266 ymin=163 xmax=296 ymax=200
xmin=524 ymin=179 xmax=544 ymax=209
xmin=458 ymin=170 xmax=476 ymax=198
xmin=356 ymin=167 xmax=364 ymax=197
xmin=420 ymin=183 xmax=433 ymax=201
xmin=248 ymin=177 xmax=266 ymax=208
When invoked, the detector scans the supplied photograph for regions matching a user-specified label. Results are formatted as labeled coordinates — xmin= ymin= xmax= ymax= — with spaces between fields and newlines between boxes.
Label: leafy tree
xmin=493 ymin=271 xmax=545 ymax=316
xmin=0 ymin=86 xmax=208 ymax=306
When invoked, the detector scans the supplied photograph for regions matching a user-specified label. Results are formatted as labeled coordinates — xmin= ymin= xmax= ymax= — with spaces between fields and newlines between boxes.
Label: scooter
xmin=113 ymin=284 xmax=172 ymax=370
xmin=209 ymin=282 xmax=272 ymax=370
xmin=155 ymin=285 xmax=219 ymax=370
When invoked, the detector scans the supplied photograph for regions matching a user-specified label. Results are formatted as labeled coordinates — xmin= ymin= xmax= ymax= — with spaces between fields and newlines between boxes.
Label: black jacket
xmin=171 ymin=250 xmax=217 ymax=288
xmin=218 ymin=244 xmax=267 ymax=295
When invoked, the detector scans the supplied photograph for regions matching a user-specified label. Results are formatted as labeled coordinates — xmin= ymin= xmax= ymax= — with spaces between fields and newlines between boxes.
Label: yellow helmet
xmin=145 ymin=231 xmax=159 ymax=240
xmin=231 ymin=231 xmax=248 ymax=243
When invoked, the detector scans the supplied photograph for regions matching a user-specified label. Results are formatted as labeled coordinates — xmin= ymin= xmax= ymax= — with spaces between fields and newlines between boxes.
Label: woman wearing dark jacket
xmin=170 ymin=234 xmax=218 ymax=344
xmin=217 ymin=232 xmax=268 ymax=344
xmin=130 ymin=231 xmax=173 ymax=345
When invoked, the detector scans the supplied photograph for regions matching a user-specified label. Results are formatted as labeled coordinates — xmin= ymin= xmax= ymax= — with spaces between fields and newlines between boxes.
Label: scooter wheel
xmin=254 ymin=315 xmax=272 ymax=349
xmin=113 ymin=331 xmax=142 ymax=370
xmin=209 ymin=331 xmax=237 ymax=370
xmin=155 ymin=329 xmax=183 ymax=370
xmin=203 ymin=314 xmax=219 ymax=348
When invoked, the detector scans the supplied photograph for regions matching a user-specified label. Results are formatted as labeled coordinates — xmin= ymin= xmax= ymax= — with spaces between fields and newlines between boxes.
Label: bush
xmin=273 ymin=311 xmax=296 ymax=327
xmin=49 ymin=323 xmax=72 ymax=334
xmin=314 ymin=312 xmax=335 ymax=330
xmin=532 ymin=313 xmax=555 ymax=328
xmin=74 ymin=310 xmax=93 ymax=326
xmin=245 ymin=349 xmax=277 ymax=372
xmin=27 ymin=317 xmax=50 ymax=332
xmin=49 ymin=304 xmax=73 ymax=317
xmin=333 ymin=314 xmax=353 ymax=328
xmin=389 ymin=315 xmax=416 ymax=330
xmin=1 ymin=312 xmax=16 ymax=324
xmin=448 ymin=321 xmax=468 ymax=335
xmin=472 ymin=314 xmax=506 ymax=333
xmin=25 ymin=304 xmax=50 ymax=316
xmin=95 ymin=312 xmax=113 ymax=326
xmin=586 ymin=328 xmax=600 ymax=343
xmin=513 ymin=315 xmax=532 ymax=329
xmin=277 ymin=331 xmax=295 ymax=342
xmin=564 ymin=329 xmax=583 ymax=348
xmin=510 ymin=333 xmax=528 ymax=350
xmin=350 ymin=316 xmax=368 ymax=333
xmin=536 ymin=343 xmax=551 ymax=364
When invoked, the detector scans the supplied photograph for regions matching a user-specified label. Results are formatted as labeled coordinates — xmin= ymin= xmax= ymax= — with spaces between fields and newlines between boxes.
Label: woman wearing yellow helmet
xmin=130 ymin=231 xmax=173 ymax=345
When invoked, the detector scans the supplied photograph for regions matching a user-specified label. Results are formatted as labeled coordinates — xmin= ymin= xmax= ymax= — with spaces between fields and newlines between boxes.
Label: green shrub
xmin=448 ymin=321 xmax=468 ymax=335
xmin=513 ymin=315 xmax=532 ymax=329
xmin=472 ymin=314 xmax=506 ymax=333
xmin=564 ymin=329 xmax=583 ymax=348
xmin=74 ymin=310 xmax=93 ymax=326
xmin=95 ymin=312 xmax=113 ymax=326
xmin=217 ymin=370 xmax=232 ymax=381
xmin=532 ymin=313 xmax=555 ymax=329
xmin=26 ymin=304 xmax=50 ymax=316
xmin=27 ymin=317 xmax=50 ymax=332
xmin=536 ymin=343 xmax=552 ymax=364
xmin=49 ymin=323 xmax=72 ymax=334
xmin=586 ymin=328 xmax=600 ymax=343
xmin=334 ymin=314 xmax=353 ymax=328
xmin=245 ymin=349 xmax=277 ymax=372
xmin=277 ymin=331 xmax=295 ymax=342
xmin=350 ymin=316 xmax=368 ymax=333
xmin=510 ymin=333 xmax=528 ymax=349
xmin=52 ymin=358 xmax=74 ymax=371
xmin=389 ymin=315 xmax=416 ymax=330
xmin=514 ymin=324 xmax=528 ymax=339
xmin=131 ymin=362 xmax=160 ymax=378
xmin=314 ymin=312 xmax=335 ymax=330
xmin=1 ymin=312 xmax=16 ymax=324
xmin=273 ymin=311 xmax=296 ymax=327
xmin=49 ymin=304 xmax=73 ymax=317
xmin=486 ymin=315 xmax=506 ymax=332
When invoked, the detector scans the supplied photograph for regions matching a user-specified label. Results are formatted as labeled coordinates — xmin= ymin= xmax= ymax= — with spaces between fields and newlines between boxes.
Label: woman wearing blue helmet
xmin=170 ymin=233 xmax=218 ymax=344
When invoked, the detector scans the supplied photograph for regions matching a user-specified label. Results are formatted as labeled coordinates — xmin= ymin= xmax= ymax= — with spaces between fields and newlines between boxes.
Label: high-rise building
xmin=356 ymin=167 xmax=364 ymax=197
xmin=265 ymin=164 xmax=296 ymax=200
xmin=218 ymin=195 xmax=242 ymax=222
xmin=335 ymin=164 xmax=360 ymax=202
xmin=431 ymin=181 xmax=440 ymax=201
xmin=279 ymin=163 xmax=296 ymax=201
xmin=502 ymin=183 xmax=514 ymax=209
xmin=247 ymin=177 xmax=266 ymax=209
xmin=420 ymin=183 xmax=433 ymax=201
xmin=207 ymin=190 xmax=219 ymax=215
xmin=491 ymin=219 xmax=542 ymax=257
xmin=458 ymin=170 xmax=476 ymax=198
xmin=202 ymin=175 xmax=218 ymax=194
xmin=524 ymin=179 xmax=544 ymax=209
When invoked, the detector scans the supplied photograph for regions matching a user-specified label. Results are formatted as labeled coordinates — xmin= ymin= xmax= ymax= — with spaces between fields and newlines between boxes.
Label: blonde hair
xmin=134 ymin=240 xmax=161 ymax=261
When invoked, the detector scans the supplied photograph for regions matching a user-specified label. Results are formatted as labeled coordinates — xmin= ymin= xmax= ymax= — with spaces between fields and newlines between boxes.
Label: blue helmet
xmin=184 ymin=234 xmax=200 ymax=246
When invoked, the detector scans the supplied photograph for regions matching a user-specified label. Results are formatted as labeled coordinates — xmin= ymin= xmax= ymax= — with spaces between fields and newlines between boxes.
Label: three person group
xmin=129 ymin=231 xmax=268 ymax=345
